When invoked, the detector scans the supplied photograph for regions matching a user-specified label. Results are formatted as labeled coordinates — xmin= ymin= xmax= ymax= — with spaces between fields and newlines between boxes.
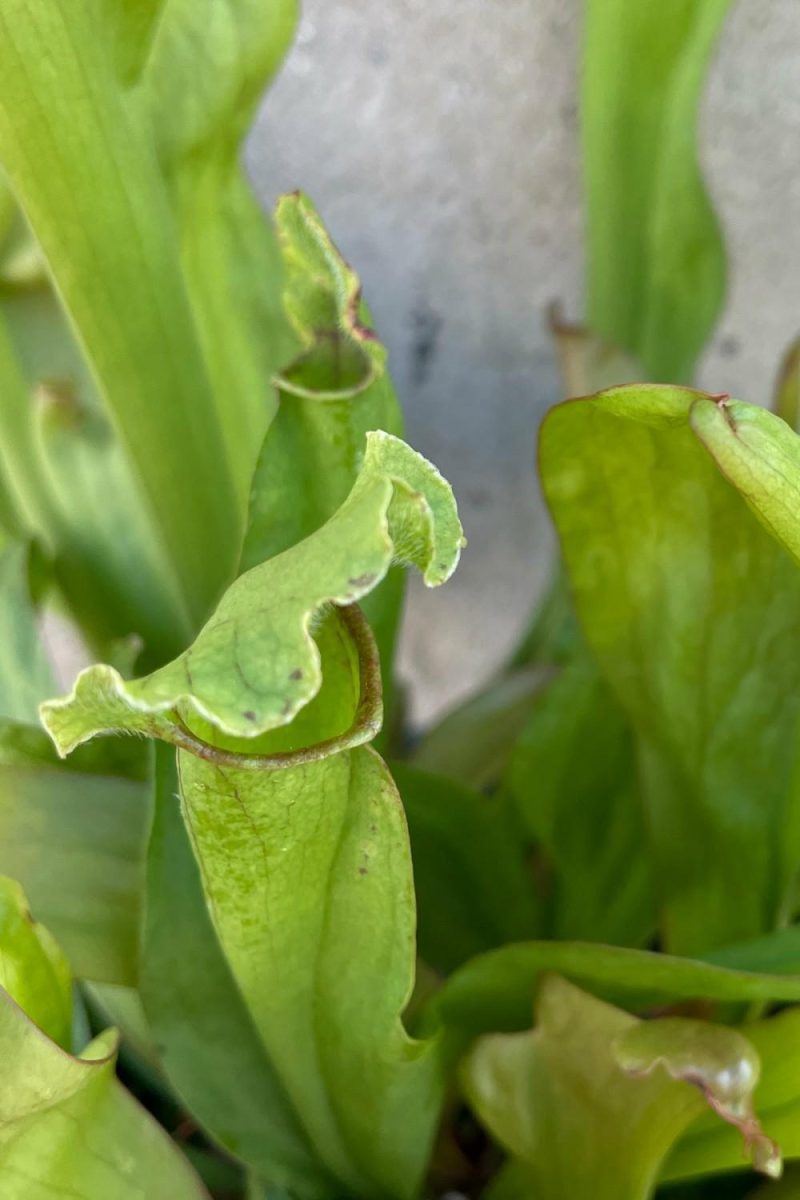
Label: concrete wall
xmin=246 ymin=0 xmax=800 ymax=724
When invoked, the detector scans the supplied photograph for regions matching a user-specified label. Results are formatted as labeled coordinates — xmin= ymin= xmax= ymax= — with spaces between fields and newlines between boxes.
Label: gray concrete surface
xmin=247 ymin=0 xmax=800 ymax=725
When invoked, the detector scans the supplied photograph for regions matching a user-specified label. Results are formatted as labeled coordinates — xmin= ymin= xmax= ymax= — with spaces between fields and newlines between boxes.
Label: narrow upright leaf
xmin=583 ymin=0 xmax=732 ymax=380
xmin=0 ymin=0 xmax=300 ymax=635
xmin=0 ymin=541 xmax=53 ymax=722
xmin=772 ymin=336 xmax=800 ymax=431
xmin=0 ymin=2 xmax=242 ymax=617
xmin=139 ymin=0 xmax=299 ymax=488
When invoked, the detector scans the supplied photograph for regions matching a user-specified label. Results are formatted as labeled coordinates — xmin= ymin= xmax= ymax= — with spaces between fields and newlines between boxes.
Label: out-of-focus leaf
xmin=0 ymin=541 xmax=53 ymax=721
xmin=178 ymin=745 xmax=444 ymax=1198
xmin=0 ymin=3 xmax=245 ymax=623
xmin=0 ymin=723 xmax=150 ymax=985
xmin=0 ymin=318 xmax=55 ymax=542
xmin=0 ymin=0 xmax=300 ymax=640
xmin=583 ymin=0 xmax=732 ymax=381
xmin=618 ymin=1018 xmax=778 ymax=1177
xmin=662 ymin=1006 xmax=800 ymax=1183
xmin=427 ymin=940 xmax=800 ymax=1048
xmin=702 ymin=927 xmax=800 ymax=977
xmin=0 ymin=991 xmax=208 ymax=1199
xmin=0 ymin=875 xmax=71 ymax=1047
xmin=140 ymin=2 xmax=298 ymax=486
xmin=510 ymin=565 xmax=582 ymax=672
xmin=32 ymin=379 xmax=194 ymax=658
xmin=42 ymin=432 xmax=463 ymax=754
xmin=503 ymin=651 xmax=655 ymax=946
xmin=411 ymin=668 xmax=546 ymax=791
xmin=0 ymin=171 xmax=15 ymax=247
xmin=747 ymin=1170 xmax=800 ymax=1199
xmin=463 ymin=977 xmax=777 ymax=1200
xmin=141 ymin=744 xmax=335 ymax=1196
xmin=392 ymin=763 xmax=542 ymax=973
xmin=541 ymin=386 xmax=800 ymax=952
xmin=0 ymin=253 xmax=192 ymax=655
xmin=548 ymin=305 xmax=641 ymax=399
xmin=101 ymin=0 xmax=164 ymax=83
xmin=772 ymin=336 xmax=800 ymax=431
xmin=84 ymin=982 xmax=161 ymax=1076
xmin=0 ymin=538 xmax=149 ymax=986
xmin=691 ymin=396 xmax=800 ymax=567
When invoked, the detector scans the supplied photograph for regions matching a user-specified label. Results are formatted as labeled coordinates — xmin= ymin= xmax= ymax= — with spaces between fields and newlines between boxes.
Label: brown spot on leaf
xmin=242 ymin=710 xmax=257 ymax=722
xmin=289 ymin=668 xmax=303 ymax=681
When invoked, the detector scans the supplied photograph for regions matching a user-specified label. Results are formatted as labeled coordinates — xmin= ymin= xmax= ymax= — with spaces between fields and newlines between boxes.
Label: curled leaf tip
xmin=40 ymin=432 xmax=462 ymax=761
xmin=615 ymin=1018 xmax=781 ymax=1178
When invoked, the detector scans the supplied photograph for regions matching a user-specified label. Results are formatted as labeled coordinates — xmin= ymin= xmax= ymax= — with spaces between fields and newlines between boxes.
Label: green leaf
xmin=177 ymin=745 xmax=444 ymax=1198
xmin=0 ymin=536 xmax=149 ymax=986
xmin=0 ymin=3 xmax=243 ymax=621
xmin=690 ymin=395 xmax=800 ymax=567
xmin=242 ymin=193 xmax=403 ymax=571
xmin=502 ymin=650 xmax=655 ymax=946
xmin=617 ymin=1018 xmax=779 ymax=1177
xmin=703 ymin=926 xmax=800 ymax=977
xmin=41 ymin=431 xmax=463 ymax=754
xmin=0 ymin=724 xmax=150 ymax=986
xmin=548 ymin=305 xmax=641 ymax=399
xmin=462 ymin=976 xmax=777 ymax=1200
xmin=428 ymin=939 xmax=800 ymax=1049
xmin=662 ymin=1006 xmax=800 ymax=1183
xmin=141 ymin=744 xmax=336 ymax=1196
xmin=0 ymin=248 xmax=193 ymax=654
xmin=746 ymin=1169 xmax=800 ymax=1199
xmin=392 ymin=763 xmax=542 ymax=973
xmin=0 ymin=1 xmax=299 ymax=632
xmin=0 ymin=991 xmax=208 ymax=1199
xmin=772 ymin=336 xmax=800 ymax=431
xmin=43 ymin=431 xmax=461 ymax=1195
xmin=242 ymin=192 xmax=406 ymax=741
xmin=583 ymin=0 xmax=732 ymax=381
xmin=0 ymin=875 xmax=71 ymax=1047
xmin=411 ymin=668 xmax=546 ymax=792
xmin=139 ymin=0 xmax=299 ymax=495
xmin=485 ymin=1005 xmax=800 ymax=1195
xmin=540 ymin=385 xmax=800 ymax=952
xmin=101 ymin=0 xmax=164 ymax=83
xmin=0 ymin=541 xmax=53 ymax=722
